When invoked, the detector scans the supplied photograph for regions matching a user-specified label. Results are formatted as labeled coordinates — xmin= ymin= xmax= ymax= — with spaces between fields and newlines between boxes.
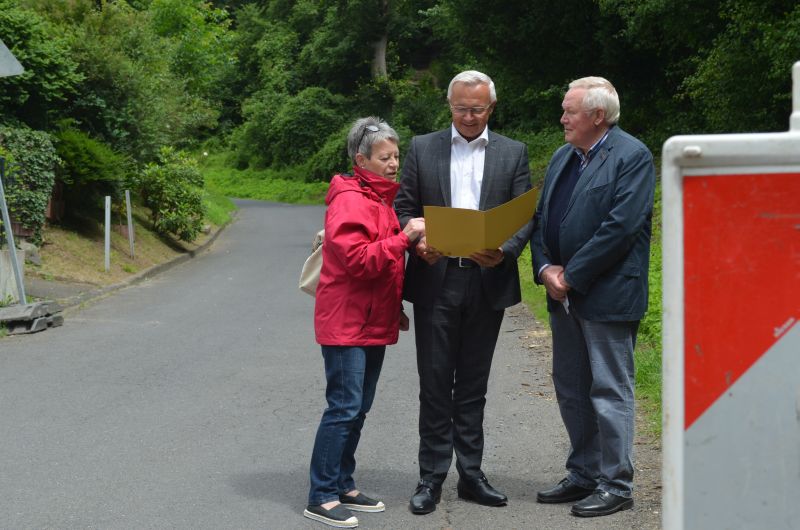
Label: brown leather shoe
xmin=536 ymin=478 xmax=594 ymax=504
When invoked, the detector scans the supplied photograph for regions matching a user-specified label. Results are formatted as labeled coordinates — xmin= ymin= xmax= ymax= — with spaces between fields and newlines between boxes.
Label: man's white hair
xmin=447 ymin=70 xmax=497 ymax=103
xmin=569 ymin=76 xmax=620 ymax=125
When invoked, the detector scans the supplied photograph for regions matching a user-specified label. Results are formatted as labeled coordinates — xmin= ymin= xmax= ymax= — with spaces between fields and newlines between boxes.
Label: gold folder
xmin=423 ymin=188 xmax=538 ymax=256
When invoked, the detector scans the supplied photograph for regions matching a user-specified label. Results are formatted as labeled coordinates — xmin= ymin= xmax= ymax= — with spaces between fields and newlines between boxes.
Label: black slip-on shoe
xmin=339 ymin=492 xmax=385 ymax=513
xmin=409 ymin=481 xmax=441 ymax=514
xmin=303 ymin=503 xmax=358 ymax=528
xmin=457 ymin=474 xmax=508 ymax=506
xmin=537 ymin=478 xmax=595 ymax=504
xmin=571 ymin=490 xmax=634 ymax=517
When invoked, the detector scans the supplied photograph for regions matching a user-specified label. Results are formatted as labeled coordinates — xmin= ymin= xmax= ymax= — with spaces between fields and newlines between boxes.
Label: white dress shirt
xmin=450 ymin=124 xmax=489 ymax=210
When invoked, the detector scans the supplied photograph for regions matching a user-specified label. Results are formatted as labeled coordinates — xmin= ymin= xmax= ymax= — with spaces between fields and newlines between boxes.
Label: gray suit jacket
xmin=530 ymin=126 xmax=655 ymax=321
xmin=395 ymin=128 xmax=533 ymax=310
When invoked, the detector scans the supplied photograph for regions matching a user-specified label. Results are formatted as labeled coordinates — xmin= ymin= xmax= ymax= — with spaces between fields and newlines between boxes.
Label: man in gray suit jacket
xmin=530 ymin=77 xmax=655 ymax=517
xmin=395 ymin=70 xmax=533 ymax=515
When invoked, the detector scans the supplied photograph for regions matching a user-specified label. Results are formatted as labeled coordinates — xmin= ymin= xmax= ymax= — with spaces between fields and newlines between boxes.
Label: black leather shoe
xmin=409 ymin=481 xmax=441 ymax=514
xmin=456 ymin=474 xmax=508 ymax=506
xmin=571 ymin=490 xmax=633 ymax=517
xmin=537 ymin=478 xmax=595 ymax=504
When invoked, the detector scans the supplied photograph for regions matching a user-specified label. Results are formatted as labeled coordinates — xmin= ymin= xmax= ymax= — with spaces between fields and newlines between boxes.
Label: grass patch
xmin=203 ymin=190 xmax=237 ymax=226
xmin=200 ymin=152 xmax=328 ymax=204
xmin=518 ymin=245 xmax=549 ymax=323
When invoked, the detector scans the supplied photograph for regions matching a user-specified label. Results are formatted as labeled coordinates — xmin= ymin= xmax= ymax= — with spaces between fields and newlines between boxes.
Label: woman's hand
xmin=403 ymin=217 xmax=426 ymax=242
xmin=399 ymin=311 xmax=410 ymax=331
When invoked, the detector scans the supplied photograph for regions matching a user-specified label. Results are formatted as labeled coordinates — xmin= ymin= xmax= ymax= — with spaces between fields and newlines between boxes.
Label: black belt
xmin=448 ymin=257 xmax=478 ymax=268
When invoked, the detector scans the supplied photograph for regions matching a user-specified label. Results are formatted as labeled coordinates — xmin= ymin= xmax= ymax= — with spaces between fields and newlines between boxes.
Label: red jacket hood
xmin=325 ymin=166 xmax=401 ymax=207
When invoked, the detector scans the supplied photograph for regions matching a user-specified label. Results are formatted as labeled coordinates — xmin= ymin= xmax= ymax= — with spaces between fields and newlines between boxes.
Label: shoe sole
xmin=340 ymin=501 xmax=385 ymax=513
xmin=571 ymin=499 xmax=634 ymax=517
xmin=303 ymin=509 xmax=359 ymax=528
xmin=457 ymin=489 xmax=508 ymax=507
xmin=536 ymin=491 xmax=594 ymax=504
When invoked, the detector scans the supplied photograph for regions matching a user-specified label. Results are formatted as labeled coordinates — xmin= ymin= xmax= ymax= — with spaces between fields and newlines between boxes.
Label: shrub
xmin=54 ymin=127 xmax=132 ymax=216
xmin=389 ymin=74 xmax=449 ymax=137
xmin=305 ymin=123 xmax=351 ymax=183
xmin=235 ymin=86 xmax=347 ymax=168
xmin=0 ymin=125 xmax=60 ymax=244
xmin=137 ymin=147 xmax=205 ymax=242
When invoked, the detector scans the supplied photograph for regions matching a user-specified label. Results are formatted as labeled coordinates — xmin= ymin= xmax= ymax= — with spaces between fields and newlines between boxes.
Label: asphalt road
xmin=0 ymin=200 xmax=660 ymax=529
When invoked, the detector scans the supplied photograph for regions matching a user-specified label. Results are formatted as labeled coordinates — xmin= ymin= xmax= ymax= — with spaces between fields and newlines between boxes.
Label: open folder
xmin=423 ymin=188 xmax=538 ymax=257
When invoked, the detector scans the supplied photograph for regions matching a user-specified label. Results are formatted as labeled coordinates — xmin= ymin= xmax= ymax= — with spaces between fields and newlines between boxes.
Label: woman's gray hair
xmin=569 ymin=76 xmax=620 ymax=125
xmin=346 ymin=117 xmax=399 ymax=162
xmin=447 ymin=70 xmax=497 ymax=103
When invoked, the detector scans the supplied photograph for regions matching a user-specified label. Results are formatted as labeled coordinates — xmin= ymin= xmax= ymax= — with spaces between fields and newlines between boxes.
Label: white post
xmin=104 ymin=196 xmax=111 ymax=272
xmin=125 ymin=190 xmax=135 ymax=259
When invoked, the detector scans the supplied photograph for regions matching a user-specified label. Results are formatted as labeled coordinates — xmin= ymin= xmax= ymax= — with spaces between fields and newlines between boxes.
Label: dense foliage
xmin=0 ymin=126 xmax=59 ymax=244
xmin=54 ymin=126 xmax=132 ymax=215
xmin=137 ymin=147 xmax=206 ymax=242
xmin=2 ymin=0 xmax=797 ymax=187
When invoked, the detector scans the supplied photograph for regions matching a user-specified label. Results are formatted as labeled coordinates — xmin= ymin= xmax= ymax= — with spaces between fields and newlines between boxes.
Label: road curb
xmin=52 ymin=215 xmax=235 ymax=310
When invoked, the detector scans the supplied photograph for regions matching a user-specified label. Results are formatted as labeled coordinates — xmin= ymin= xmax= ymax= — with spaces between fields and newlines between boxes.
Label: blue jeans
xmin=550 ymin=307 xmax=638 ymax=498
xmin=308 ymin=345 xmax=385 ymax=505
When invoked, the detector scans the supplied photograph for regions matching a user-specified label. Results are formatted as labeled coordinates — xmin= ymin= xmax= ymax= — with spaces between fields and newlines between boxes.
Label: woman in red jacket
xmin=304 ymin=117 xmax=425 ymax=528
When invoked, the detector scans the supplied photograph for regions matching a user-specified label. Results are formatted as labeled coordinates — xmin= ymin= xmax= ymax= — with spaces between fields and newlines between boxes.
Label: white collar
xmin=450 ymin=124 xmax=489 ymax=146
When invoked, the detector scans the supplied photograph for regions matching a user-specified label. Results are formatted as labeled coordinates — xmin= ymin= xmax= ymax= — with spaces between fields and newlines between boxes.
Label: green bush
xmin=389 ymin=74 xmax=450 ymax=138
xmin=503 ymin=127 xmax=565 ymax=186
xmin=0 ymin=125 xmax=60 ymax=244
xmin=305 ymin=123 xmax=351 ymax=183
xmin=137 ymin=147 xmax=205 ymax=242
xmin=54 ymin=127 xmax=131 ymax=216
xmin=235 ymin=87 xmax=347 ymax=169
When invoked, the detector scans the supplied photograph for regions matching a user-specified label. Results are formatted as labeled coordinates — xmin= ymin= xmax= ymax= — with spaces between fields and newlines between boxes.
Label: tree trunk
xmin=370 ymin=0 xmax=389 ymax=79
xmin=371 ymin=33 xmax=387 ymax=79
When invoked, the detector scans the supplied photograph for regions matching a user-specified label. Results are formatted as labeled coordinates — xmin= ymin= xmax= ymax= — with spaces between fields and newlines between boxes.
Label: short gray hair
xmin=568 ymin=76 xmax=620 ymax=125
xmin=346 ymin=117 xmax=399 ymax=162
xmin=447 ymin=70 xmax=497 ymax=103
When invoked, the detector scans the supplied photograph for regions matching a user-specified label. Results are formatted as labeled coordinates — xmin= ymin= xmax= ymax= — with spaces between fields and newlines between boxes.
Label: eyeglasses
xmin=450 ymin=105 xmax=492 ymax=116
xmin=357 ymin=124 xmax=380 ymax=151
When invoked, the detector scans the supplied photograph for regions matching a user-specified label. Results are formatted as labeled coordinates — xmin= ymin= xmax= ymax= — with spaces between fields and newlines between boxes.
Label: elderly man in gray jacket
xmin=530 ymin=76 xmax=655 ymax=518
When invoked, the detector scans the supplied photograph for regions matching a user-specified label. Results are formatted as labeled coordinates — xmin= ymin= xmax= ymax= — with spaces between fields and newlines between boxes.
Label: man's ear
xmin=594 ymin=108 xmax=606 ymax=127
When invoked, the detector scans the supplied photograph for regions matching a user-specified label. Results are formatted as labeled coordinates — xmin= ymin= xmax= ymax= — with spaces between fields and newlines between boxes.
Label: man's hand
xmin=469 ymin=248 xmax=504 ymax=268
xmin=415 ymin=236 xmax=443 ymax=265
xmin=541 ymin=265 xmax=570 ymax=301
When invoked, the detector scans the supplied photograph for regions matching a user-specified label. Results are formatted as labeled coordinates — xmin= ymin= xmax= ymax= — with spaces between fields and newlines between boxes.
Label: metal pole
xmin=104 ymin=196 xmax=110 ymax=272
xmin=0 ymin=157 xmax=26 ymax=304
xmin=125 ymin=190 xmax=135 ymax=258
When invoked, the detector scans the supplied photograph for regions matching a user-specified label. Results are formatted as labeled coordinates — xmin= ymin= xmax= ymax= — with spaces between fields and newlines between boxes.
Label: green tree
xmin=64 ymin=2 xmax=218 ymax=160
xmin=0 ymin=1 xmax=84 ymax=129
xmin=149 ymin=0 xmax=236 ymax=99
xmin=682 ymin=0 xmax=800 ymax=133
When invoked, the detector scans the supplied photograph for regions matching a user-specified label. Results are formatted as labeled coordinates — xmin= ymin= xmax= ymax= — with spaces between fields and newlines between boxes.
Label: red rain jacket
xmin=314 ymin=167 xmax=410 ymax=346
